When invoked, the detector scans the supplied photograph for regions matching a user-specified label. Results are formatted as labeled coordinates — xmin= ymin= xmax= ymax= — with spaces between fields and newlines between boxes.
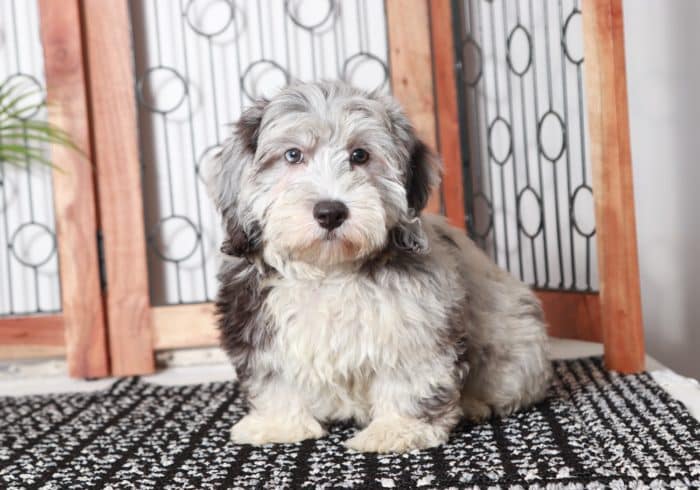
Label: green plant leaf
xmin=0 ymin=77 xmax=81 ymax=169
xmin=0 ymin=90 xmax=43 ymax=119
xmin=0 ymin=145 xmax=60 ymax=170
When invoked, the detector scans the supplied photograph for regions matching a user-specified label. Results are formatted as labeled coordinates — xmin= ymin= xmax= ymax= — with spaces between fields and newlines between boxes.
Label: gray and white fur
xmin=206 ymin=81 xmax=551 ymax=453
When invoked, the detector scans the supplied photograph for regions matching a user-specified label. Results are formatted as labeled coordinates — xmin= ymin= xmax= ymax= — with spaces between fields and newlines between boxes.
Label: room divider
xmin=0 ymin=0 xmax=643 ymax=377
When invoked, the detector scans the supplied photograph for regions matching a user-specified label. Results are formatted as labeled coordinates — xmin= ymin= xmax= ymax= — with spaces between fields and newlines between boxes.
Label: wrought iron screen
xmin=0 ymin=0 xmax=61 ymax=316
xmin=453 ymin=0 xmax=598 ymax=292
xmin=130 ymin=0 xmax=390 ymax=305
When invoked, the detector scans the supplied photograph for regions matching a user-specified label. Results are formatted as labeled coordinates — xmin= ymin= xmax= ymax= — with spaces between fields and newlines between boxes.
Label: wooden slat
xmin=152 ymin=304 xmax=218 ymax=351
xmin=0 ymin=315 xmax=66 ymax=360
xmin=537 ymin=290 xmax=603 ymax=343
xmin=81 ymin=0 xmax=155 ymax=376
xmin=0 ymin=315 xmax=65 ymax=345
xmin=38 ymin=0 xmax=109 ymax=378
xmin=429 ymin=0 xmax=466 ymax=230
xmin=386 ymin=0 xmax=441 ymax=214
xmin=582 ymin=0 xmax=644 ymax=373
xmin=0 ymin=345 xmax=65 ymax=361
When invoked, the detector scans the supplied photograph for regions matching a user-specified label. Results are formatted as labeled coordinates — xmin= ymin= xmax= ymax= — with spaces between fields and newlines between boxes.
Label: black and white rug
xmin=1 ymin=357 xmax=699 ymax=489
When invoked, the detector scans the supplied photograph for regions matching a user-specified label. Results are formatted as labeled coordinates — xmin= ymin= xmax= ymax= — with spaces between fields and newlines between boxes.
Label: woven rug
xmin=1 ymin=358 xmax=698 ymax=489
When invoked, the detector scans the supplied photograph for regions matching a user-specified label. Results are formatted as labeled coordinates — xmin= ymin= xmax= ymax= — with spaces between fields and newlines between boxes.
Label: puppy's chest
xmin=263 ymin=274 xmax=439 ymax=377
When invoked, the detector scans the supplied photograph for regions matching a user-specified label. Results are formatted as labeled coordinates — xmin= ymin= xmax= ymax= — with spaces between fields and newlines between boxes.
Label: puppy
xmin=207 ymin=81 xmax=550 ymax=453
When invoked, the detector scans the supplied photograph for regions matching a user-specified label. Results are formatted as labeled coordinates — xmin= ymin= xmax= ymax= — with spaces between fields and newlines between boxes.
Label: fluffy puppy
xmin=207 ymin=80 xmax=550 ymax=453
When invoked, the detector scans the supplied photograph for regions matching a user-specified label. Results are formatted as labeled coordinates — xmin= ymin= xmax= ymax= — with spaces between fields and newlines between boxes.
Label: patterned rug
xmin=1 ymin=357 xmax=698 ymax=489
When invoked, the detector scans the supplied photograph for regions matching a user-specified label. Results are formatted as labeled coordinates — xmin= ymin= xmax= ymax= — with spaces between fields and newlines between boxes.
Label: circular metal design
xmin=562 ymin=9 xmax=584 ymax=65
xmin=185 ymin=0 xmax=235 ymax=38
xmin=240 ymin=59 xmax=290 ymax=101
xmin=149 ymin=215 xmax=201 ymax=263
xmin=487 ymin=117 xmax=513 ymax=166
xmin=451 ymin=2 xmax=595 ymax=291
xmin=506 ymin=24 xmax=532 ymax=76
xmin=537 ymin=110 xmax=567 ymax=162
xmin=341 ymin=52 xmax=389 ymax=92
xmin=284 ymin=0 xmax=335 ymax=32
xmin=9 ymin=222 xmax=57 ymax=268
xmin=461 ymin=36 xmax=483 ymax=87
xmin=0 ymin=73 xmax=45 ymax=120
xmin=196 ymin=144 xmax=222 ymax=185
xmin=571 ymin=185 xmax=596 ymax=237
xmin=137 ymin=66 xmax=189 ymax=115
xmin=516 ymin=186 xmax=543 ymax=239
xmin=472 ymin=192 xmax=493 ymax=238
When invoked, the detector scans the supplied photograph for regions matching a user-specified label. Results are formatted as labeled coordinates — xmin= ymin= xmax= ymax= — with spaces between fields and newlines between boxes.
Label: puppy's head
xmin=207 ymin=81 xmax=441 ymax=268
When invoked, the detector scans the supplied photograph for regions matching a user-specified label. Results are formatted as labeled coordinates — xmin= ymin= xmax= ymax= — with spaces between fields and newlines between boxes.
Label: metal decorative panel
xmin=0 ymin=0 xmax=61 ymax=316
xmin=131 ymin=0 xmax=390 ymax=305
xmin=454 ymin=0 xmax=597 ymax=291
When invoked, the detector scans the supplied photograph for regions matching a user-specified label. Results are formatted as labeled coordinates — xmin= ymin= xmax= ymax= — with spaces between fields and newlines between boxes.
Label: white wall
xmin=624 ymin=0 xmax=700 ymax=379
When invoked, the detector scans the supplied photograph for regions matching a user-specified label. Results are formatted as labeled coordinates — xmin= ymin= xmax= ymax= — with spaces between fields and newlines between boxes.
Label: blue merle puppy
xmin=206 ymin=80 xmax=550 ymax=453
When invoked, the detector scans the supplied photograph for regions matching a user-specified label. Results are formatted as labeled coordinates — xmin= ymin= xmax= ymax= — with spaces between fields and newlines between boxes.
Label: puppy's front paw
xmin=230 ymin=412 xmax=326 ymax=445
xmin=461 ymin=396 xmax=492 ymax=423
xmin=343 ymin=415 xmax=447 ymax=453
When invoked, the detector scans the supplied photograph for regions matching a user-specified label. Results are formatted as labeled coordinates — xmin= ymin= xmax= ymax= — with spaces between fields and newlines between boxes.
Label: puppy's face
xmin=208 ymin=82 xmax=440 ymax=268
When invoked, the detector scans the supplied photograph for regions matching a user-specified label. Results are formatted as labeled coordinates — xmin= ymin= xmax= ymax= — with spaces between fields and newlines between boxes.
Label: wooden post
xmin=582 ymin=0 xmax=645 ymax=373
xmin=38 ymin=0 xmax=109 ymax=378
xmin=429 ymin=0 xmax=466 ymax=229
xmin=81 ymin=0 xmax=155 ymax=375
xmin=386 ymin=0 xmax=441 ymax=214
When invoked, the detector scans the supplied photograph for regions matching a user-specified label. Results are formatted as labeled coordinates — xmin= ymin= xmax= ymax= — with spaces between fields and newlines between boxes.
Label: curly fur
xmin=206 ymin=81 xmax=551 ymax=453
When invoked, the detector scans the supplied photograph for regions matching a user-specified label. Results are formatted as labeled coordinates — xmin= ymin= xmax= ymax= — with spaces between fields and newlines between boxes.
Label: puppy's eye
xmin=350 ymin=148 xmax=370 ymax=165
xmin=284 ymin=148 xmax=304 ymax=164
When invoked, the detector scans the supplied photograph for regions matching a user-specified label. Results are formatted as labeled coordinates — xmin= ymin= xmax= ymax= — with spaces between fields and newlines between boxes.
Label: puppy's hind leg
xmin=231 ymin=377 xmax=325 ymax=445
xmin=463 ymin=316 xmax=551 ymax=419
xmin=460 ymin=395 xmax=492 ymax=423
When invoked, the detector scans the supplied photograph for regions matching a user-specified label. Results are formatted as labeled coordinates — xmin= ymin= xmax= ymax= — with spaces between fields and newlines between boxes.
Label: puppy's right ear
xmin=205 ymin=99 xmax=268 ymax=257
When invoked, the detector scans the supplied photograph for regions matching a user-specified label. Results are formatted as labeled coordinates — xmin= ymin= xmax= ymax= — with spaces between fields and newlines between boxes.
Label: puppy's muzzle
xmin=313 ymin=200 xmax=348 ymax=230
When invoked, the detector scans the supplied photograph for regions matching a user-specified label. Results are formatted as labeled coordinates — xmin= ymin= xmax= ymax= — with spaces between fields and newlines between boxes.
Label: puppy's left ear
xmin=391 ymin=139 xmax=441 ymax=254
xmin=381 ymin=96 xmax=442 ymax=254
xmin=406 ymin=138 xmax=442 ymax=214
xmin=380 ymin=95 xmax=442 ymax=213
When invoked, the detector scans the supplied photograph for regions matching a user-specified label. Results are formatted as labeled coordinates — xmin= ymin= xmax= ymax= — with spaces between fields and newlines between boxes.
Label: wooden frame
xmin=81 ymin=0 xmax=155 ymax=376
xmin=427 ymin=0 xmax=604 ymax=345
xmin=429 ymin=0 xmax=466 ymax=230
xmin=581 ymin=0 xmax=644 ymax=373
xmin=151 ymin=304 xmax=218 ymax=351
xmin=386 ymin=0 xmax=442 ymax=214
xmin=537 ymin=291 xmax=602 ymax=343
xmin=86 ymin=0 xmax=643 ymax=375
xmin=0 ymin=315 xmax=65 ymax=361
xmin=0 ymin=0 xmax=110 ymax=378
xmin=430 ymin=0 xmax=644 ymax=373
xmin=2 ymin=0 xmax=640 ymax=377
xmin=69 ymin=0 xmax=452 ymax=374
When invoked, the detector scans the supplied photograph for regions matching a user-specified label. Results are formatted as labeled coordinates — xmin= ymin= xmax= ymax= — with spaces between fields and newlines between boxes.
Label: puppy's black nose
xmin=313 ymin=200 xmax=349 ymax=230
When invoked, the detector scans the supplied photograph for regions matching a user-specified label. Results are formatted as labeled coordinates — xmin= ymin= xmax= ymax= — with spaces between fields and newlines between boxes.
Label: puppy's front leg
xmin=344 ymin=367 xmax=462 ymax=453
xmin=231 ymin=378 xmax=325 ymax=445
